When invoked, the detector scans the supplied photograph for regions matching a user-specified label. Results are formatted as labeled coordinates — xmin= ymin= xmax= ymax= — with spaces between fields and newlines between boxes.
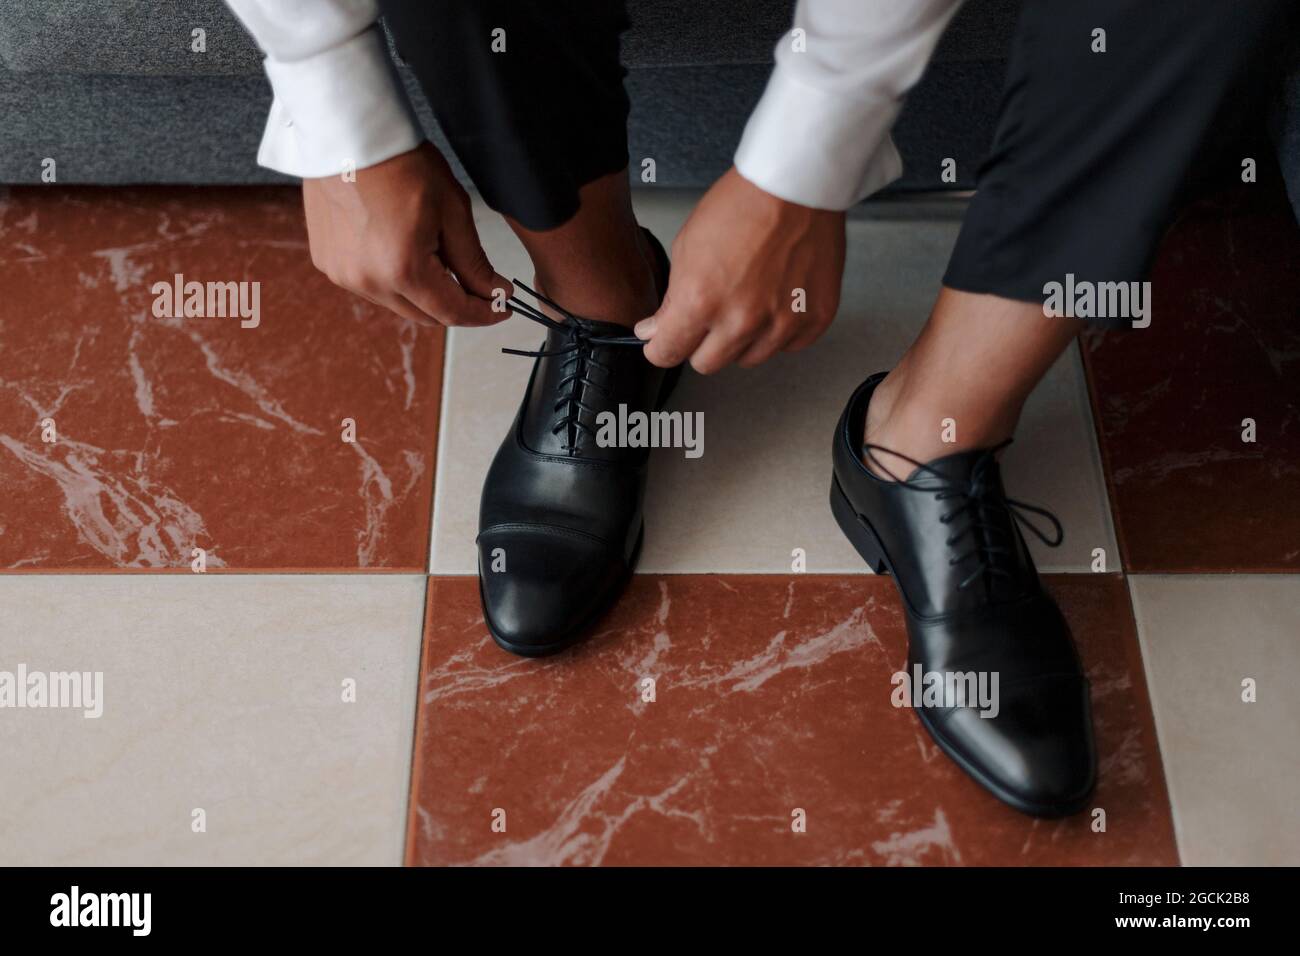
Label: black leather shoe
xmin=477 ymin=230 xmax=679 ymax=657
xmin=831 ymin=372 xmax=1096 ymax=816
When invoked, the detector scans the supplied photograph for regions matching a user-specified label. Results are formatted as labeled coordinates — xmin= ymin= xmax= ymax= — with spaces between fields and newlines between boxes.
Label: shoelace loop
xmin=862 ymin=439 xmax=1064 ymax=592
xmin=501 ymin=280 xmax=645 ymax=454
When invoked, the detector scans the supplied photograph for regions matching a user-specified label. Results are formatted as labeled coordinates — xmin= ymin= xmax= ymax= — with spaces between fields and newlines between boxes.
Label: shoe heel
xmin=829 ymin=477 xmax=890 ymax=574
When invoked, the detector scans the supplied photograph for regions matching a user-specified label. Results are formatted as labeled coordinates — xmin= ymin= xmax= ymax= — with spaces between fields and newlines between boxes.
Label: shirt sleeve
xmin=224 ymin=0 xmax=424 ymax=179
xmin=734 ymin=0 xmax=965 ymax=210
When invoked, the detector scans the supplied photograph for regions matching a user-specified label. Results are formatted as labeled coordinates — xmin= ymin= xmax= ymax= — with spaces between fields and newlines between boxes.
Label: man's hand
xmin=636 ymin=166 xmax=846 ymax=373
xmin=302 ymin=142 xmax=511 ymax=326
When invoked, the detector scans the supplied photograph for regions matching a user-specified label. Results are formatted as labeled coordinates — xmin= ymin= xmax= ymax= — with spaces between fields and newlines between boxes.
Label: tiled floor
xmin=0 ymin=188 xmax=443 ymax=571
xmin=0 ymin=574 xmax=426 ymax=865
xmin=1 ymin=184 xmax=1297 ymax=866
xmin=1129 ymin=575 xmax=1300 ymax=866
xmin=1081 ymin=192 xmax=1300 ymax=572
xmin=411 ymin=574 xmax=1175 ymax=866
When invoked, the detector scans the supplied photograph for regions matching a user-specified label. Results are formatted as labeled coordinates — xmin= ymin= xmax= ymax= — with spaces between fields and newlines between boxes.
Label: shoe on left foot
xmin=830 ymin=372 xmax=1097 ymax=817
xmin=476 ymin=229 xmax=679 ymax=657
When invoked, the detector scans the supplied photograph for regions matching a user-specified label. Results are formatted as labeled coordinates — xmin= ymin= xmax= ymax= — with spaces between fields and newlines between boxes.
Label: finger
xmin=440 ymin=198 xmax=512 ymax=304
xmin=783 ymin=285 xmax=840 ymax=352
xmin=404 ymin=259 xmax=504 ymax=327
xmin=641 ymin=301 xmax=711 ymax=369
xmin=361 ymin=286 xmax=441 ymax=328
xmin=688 ymin=316 xmax=767 ymax=375
xmin=393 ymin=292 xmax=444 ymax=328
xmin=782 ymin=316 xmax=834 ymax=353
xmin=736 ymin=318 xmax=799 ymax=368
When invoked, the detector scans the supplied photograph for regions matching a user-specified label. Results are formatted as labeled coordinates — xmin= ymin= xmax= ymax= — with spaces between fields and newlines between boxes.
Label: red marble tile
xmin=0 ymin=186 xmax=443 ymax=570
xmin=1081 ymin=188 xmax=1300 ymax=571
xmin=409 ymin=574 xmax=1176 ymax=866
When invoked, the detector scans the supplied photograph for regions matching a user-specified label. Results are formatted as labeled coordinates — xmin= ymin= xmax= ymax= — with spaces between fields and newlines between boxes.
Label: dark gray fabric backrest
xmin=0 ymin=0 xmax=1021 ymax=76
xmin=0 ymin=0 xmax=262 ymax=74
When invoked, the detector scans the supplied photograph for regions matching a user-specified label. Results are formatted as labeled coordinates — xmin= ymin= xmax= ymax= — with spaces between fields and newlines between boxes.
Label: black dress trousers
xmin=943 ymin=0 xmax=1297 ymax=321
xmin=382 ymin=0 xmax=1294 ymax=305
xmin=380 ymin=0 xmax=633 ymax=231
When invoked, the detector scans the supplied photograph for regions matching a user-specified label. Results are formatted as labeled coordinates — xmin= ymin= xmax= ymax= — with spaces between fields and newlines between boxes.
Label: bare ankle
xmin=863 ymin=378 xmax=1021 ymax=481
xmin=864 ymin=364 xmax=907 ymax=437
xmin=532 ymin=255 xmax=657 ymax=328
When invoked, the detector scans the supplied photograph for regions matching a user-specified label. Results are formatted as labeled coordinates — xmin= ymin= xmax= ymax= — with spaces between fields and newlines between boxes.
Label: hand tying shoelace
xmin=502 ymin=280 xmax=647 ymax=454
xmin=862 ymin=439 xmax=1064 ymax=592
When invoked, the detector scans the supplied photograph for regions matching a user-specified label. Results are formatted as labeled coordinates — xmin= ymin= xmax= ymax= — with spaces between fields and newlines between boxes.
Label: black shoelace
xmin=862 ymin=439 xmax=1064 ymax=593
xmin=502 ymin=280 xmax=645 ymax=454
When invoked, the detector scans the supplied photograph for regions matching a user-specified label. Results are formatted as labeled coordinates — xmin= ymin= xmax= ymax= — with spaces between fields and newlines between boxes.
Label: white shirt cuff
xmin=256 ymin=26 xmax=423 ymax=179
xmin=734 ymin=65 xmax=904 ymax=210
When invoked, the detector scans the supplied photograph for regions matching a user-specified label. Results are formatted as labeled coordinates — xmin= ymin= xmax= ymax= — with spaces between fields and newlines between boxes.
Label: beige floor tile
xmin=1128 ymin=574 xmax=1300 ymax=865
xmin=432 ymin=192 xmax=1117 ymax=573
xmin=0 ymin=574 xmax=426 ymax=865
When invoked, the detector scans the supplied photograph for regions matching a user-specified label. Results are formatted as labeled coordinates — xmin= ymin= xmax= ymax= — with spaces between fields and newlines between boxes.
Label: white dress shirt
xmin=226 ymin=0 xmax=963 ymax=209
xmin=224 ymin=0 xmax=423 ymax=178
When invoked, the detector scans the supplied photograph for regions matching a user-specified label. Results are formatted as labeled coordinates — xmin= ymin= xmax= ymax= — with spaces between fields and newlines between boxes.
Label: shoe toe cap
xmin=477 ymin=528 xmax=625 ymax=655
xmin=935 ymin=674 xmax=1096 ymax=816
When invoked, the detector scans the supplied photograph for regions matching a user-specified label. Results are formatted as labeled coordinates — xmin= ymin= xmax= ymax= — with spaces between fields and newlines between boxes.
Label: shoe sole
xmin=829 ymin=475 xmax=1094 ymax=818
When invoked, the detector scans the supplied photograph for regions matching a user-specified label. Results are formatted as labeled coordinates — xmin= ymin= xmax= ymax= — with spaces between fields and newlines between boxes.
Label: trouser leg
xmin=943 ymin=0 xmax=1296 ymax=325
xmin=379 ymin=0 xmax=632 ymax=230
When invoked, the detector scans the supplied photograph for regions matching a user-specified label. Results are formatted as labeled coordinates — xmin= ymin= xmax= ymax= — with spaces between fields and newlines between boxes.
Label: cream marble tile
xmin=0 ymin=574 xmax=426 ymax=865
xmin=1128 ymin=575 xmax=1300 ymax=866
xmin=432 ymin=192 xmax=1118 ymax=573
